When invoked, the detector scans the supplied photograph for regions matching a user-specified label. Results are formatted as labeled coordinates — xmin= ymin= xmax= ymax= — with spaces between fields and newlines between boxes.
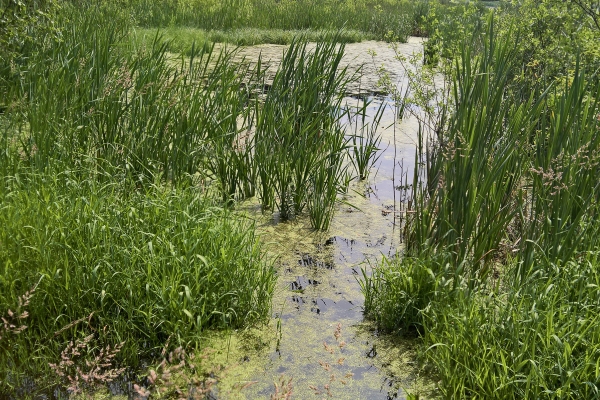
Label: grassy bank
xmin=131 ymin=27 xmax=368 ymax=54
xmin=127 ymin=0 xmax=428 ymax=42
xmin=362 ymin=10 xmax=600 ymax=399
xmin=1 ymin=2 xmax=270 ymax=395
xmin=127 ymin=0 xmax=434 ymax=50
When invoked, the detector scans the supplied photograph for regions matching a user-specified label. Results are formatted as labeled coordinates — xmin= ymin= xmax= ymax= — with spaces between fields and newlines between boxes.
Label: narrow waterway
xmin=198 ymin=39 xmax=438 ymax=399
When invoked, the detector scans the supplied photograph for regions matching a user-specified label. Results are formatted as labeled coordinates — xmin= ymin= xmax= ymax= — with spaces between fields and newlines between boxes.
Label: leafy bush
xmin=498 ymin=0 xmax=600 ymax=94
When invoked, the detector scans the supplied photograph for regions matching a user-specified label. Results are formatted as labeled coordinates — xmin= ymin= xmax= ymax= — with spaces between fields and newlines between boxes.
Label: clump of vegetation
xmin=253 ymin=34 xmax=353 ymax=229
xmin=49 ymin=334 xmax=125 ymax=396
xmin=0 ymin=0 xmax=61 ymax=102
xmin=350 ymin=100 xmax=385 ymax=181
xmin=362 ymin=10 xmax=600 ymax=399
xmin=126 ymin=0 xmax=425 ymax=42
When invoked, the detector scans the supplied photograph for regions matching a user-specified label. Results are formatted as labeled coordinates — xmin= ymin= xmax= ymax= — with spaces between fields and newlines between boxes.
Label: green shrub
xmin=498 ymin=0 xmax=600 ymax=96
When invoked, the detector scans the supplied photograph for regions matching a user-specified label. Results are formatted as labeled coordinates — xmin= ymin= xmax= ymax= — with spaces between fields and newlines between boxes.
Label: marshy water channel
xmin=197 ymin=38 xmax=438 ymax=399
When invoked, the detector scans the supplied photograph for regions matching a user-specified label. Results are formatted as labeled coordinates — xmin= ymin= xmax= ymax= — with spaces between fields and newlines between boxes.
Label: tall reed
xmin=519 ymin=67 xmax=600 ymax=280
xmin=362 ymin=15 xmax=600 ymax=399
xmin=350 ymin=99 xmax=385 ymax=180
xmin=253 ymin=34 xmax=353 ymax=227
xmin=13 ymin=4 xmax=260 ymax=189
xmin=407 ymin=17 xmax=544 ymax=279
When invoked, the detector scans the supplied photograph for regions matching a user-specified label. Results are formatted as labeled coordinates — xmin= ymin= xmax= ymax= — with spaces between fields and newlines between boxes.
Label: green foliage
xmin=132 ymin=27 xmax=367 ymax=53
xmin=0 ymin=172 xmax=275 ymax=393
xmin=422 ymin=1 xmax=488 ymax=65
xmin=362 ymin=13 xmax=600 ymax=399
xmin=498 ymin=0 xmax=600 ymax=93
xmin=350 ymin=100 xmax=385 ymax=180
xmin=408 ymin=18 xmax=544 ymax=277
xmin=130 ymin=27 xmax=212 ymax=55
xmin=125 ymin=0 xmax=421 ymax=42
xmin=519 ymin=66 xmax=600 ymax=278
xmin=9 ymin=5 xmax=258 ymax=188
xmin=0 ymin=3 xmax=280 ymax=395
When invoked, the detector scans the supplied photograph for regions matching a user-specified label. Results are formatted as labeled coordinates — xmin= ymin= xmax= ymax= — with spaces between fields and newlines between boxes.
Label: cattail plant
xmin=349 ymin=99 xmax=385 ymax=180
xmin=253 ymin=33 xmax=354 ymax=227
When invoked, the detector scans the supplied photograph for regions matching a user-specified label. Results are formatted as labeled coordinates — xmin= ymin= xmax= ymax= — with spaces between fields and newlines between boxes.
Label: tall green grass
xmin=519 ymin=67 xmax=600 ymax=280
xmin=366 ymin=247 xmax=600 ymax=397
xmin=253 ymin=35 xmax=353 ymax=228
xmin=126 ymin=0 xmax=422 ymax=42
xmin=406 ymin=18 xmax=544 ymax=277
xmin=424 ymin=253 xmax=600 ymax=399
xmin=6 ymin=3 xmax=371 ymax=224
xmin=362 ymin=15 xmax=600 ymax=398
xmin=0 ymin=171 xmax=275 ymax=393
xmin=350 ymin=99 xmax=385 ymax=180
xmin=15 ymin=5 xmax=259 ymax=187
